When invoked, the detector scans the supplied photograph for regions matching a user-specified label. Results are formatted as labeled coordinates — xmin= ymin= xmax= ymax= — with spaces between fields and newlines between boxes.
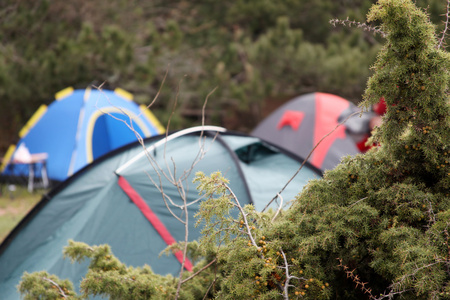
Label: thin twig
xmin=280 ymin=249 xmax=291 ymax=300
xmin=42 ymin=277 xmax=67 ymax=298
xmin=202 ymin=87 xmax=218 ymax=127
xmin=262 ymin=111 xmax=361 ymax=213
xmin=181 ymin=258 xmax=217 ymax=284
xmin=349 ymin=197 xmax=368 ymax=207
xmin=425 ymin=196 xmax=436 ymax=228
xmin=163 ymin=74 xmax=184 ymax=181
xmin=375 ymin=288 xmax=414 ymax=300
xmin=92 ymin=72 xmax=223 ymax=298
xmin=438 ymin=0 xmax=450 ymax=49
xmin=222 ymin=182 xmax=258 ymax=247
xmin=271 ymin=193 xmax=283 ymax=222
xmin=144 ymin=172 xmax=185 ymax=222
xmin=202 ymin=277 xmax=217 ymax=300
xmin=147 ymin=67 xmax=169 ymax=111
xmin=175 ymin=196 xmax=190 ymax=298
xmin=92 ymin=84 xmax=145 ymax=145
xmin=330 ymin=18 xmax=386 ymax=38
xmin=278 ymin=248 xmax=305 ymax=299
xmin=444 ymin=224 xmax=450 ymax=277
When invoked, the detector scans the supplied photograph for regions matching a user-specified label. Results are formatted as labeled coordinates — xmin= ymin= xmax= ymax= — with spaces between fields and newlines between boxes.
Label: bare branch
xmin=163 ymin=75 xmax=184 ymax=182
xmin=280 ymin=249 xmax=291 ymax=300
xmin=330 ymin=18 xmax=386 ymax=38
xmin=262 ymin=111 xmax=361 ymax=213
xmin=181 ymin=258 xmax=217 ymax=284
xmin=425 ymin=196 xmax=436 ymax=227
xmin=92 ymin=84 xmax=145 ymax=145
xmin=381 ymin=260 xmax=446 ymax=299
xmin=202 ymin=277 xmax=217 ymax=300
xmin=438 ymin=0 xmax=450 ymax=49
xmin=91 ymin=73 xmax=227 ymax=299
xmin=144 ymin=171 xmax=185 ymax=222
xmin=221 ymin=182 xmax=258 ymax=247
xmin=271 ymin=193 xmax=283 ymax=222
xmin=375 ymin=288 xmax=414 ymax=300
xmin=184 ymin=130 xmax=220 ymax=182
xmin=278 ymin=248 xmax=306 ymax=299
xmin=349 ymin=197 xmax=368 ymax=207
xmin=175 ymin=199 xmax=190 ymax=298
xmin=146 ymin=66 xmax=169 ymax=112
xmin=42 ymin=277 xmax=67 ymax=299
xmin=201 ymin=87 xmax=218 ymax=128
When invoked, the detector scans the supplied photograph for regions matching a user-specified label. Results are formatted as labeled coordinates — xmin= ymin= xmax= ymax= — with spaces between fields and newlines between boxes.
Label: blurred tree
xmin=0 ymin=0 xmax=446 ymax=152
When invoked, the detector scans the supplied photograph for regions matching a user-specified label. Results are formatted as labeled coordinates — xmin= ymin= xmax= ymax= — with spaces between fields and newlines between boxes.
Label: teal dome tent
xmin=0 ymin=126 xmax=321 ymax=299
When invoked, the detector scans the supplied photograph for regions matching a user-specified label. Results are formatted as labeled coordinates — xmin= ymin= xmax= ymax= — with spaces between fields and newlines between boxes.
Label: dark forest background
xmin=0 ymin=0 xmax=446 ymax=154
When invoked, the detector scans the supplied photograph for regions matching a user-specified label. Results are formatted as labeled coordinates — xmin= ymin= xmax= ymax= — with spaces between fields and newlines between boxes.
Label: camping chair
xmin=2 ymin=152 xmax=49 ymax=193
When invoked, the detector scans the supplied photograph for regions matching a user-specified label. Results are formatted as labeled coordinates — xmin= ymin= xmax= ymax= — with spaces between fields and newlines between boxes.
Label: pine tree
xmin=195 ymin=0 xmax=450 ymax=298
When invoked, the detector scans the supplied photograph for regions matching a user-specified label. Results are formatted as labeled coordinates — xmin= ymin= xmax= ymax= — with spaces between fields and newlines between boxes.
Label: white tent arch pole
xmin=115 ymin=125 xmax=227 ymax=174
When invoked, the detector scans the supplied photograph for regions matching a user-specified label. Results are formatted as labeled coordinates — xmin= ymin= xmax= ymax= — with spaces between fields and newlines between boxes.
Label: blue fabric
xmin=2 ymin=89 xmax=163 ymax=181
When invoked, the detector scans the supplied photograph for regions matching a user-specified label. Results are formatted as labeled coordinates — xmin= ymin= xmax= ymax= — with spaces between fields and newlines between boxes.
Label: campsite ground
xmin=0 ymin=186 xmax=41 ymax=242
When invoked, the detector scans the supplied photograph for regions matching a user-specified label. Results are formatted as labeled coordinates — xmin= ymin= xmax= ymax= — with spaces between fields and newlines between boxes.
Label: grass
xmin=0 ymin=185 xmax=43 ymax=243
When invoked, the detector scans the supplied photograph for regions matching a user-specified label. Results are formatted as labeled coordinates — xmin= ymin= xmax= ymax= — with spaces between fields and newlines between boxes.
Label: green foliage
xmin=19 ymin=271 xmax=79 ymax=300
xmin=2 ymin=0 xmax=449 ymax=150
xmin=0 ymin=0 xmax=381 ymax=150
xmin=199 ymin=0 xmax=450 ymax=298
xmin=19 ymin=241 xmax=178 ymax=299
xmin=194 ymin=171 xmax=331 ymax=299
xmin=266 ymin=0 xmax=450 ymax=298
xmin=194 ymin=171 xmax=236 ymax=251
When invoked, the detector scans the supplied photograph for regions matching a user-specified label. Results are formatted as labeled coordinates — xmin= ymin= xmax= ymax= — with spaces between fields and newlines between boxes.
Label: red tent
xmin=252 ymin=93 xmax=369 ymax=171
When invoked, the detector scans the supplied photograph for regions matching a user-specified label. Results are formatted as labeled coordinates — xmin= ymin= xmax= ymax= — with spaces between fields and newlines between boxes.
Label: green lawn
xmin=0 ymin=186 xmax=43 ymax=242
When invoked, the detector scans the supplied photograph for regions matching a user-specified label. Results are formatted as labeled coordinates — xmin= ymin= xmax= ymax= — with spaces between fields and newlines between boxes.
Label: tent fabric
xmin=1 ymin=87 xmax=164 ymax=182
xmin=117 ymin=175 xmax=193 ymax=271
xmin=0 ymin=126 xmax=320 ymax=300
xmin=252 ymin=92 xmax=365 ymax=171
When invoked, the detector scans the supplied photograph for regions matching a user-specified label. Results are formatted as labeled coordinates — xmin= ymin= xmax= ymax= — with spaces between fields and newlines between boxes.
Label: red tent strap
xmin=117 ymin=176 xmax=193 ymax=272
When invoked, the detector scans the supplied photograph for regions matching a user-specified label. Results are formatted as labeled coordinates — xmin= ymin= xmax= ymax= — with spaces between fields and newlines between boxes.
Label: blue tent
xmin=0 ymin=126 xmax=321 ymax=299
xmin=1 ymin=87 xmax=164 ymax=182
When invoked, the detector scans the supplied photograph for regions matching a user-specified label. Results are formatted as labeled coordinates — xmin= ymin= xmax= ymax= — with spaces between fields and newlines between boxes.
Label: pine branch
xmin=330 ymin=17 xmax=386 ymax=38
xmin=337 ymin=258 xmax=376 ymax=299
xmin=444 ymin=225 xmax=450 ymax=277
xmin=381 ymin=261 xmax=444 ymax=299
